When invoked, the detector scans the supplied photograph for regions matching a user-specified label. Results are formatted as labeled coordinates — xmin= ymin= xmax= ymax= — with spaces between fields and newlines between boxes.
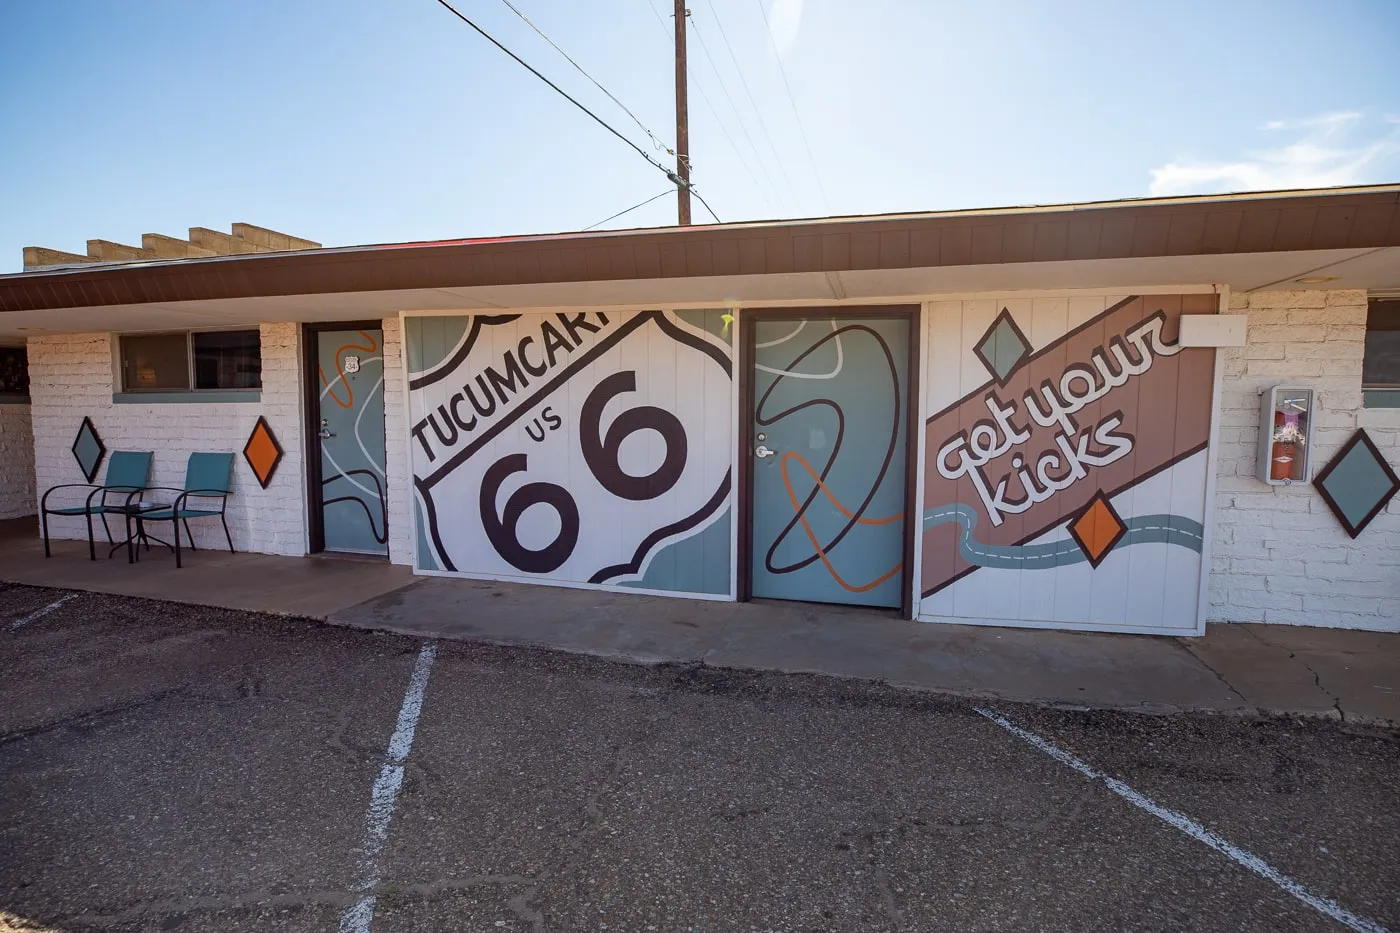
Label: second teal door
xmin=749 ymin=314 xmax=909 ymax=608
xmin=316 ymin=328 xmax=388 ymax=555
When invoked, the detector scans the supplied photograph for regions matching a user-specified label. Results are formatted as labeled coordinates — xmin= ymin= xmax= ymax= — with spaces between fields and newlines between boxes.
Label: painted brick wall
xmin=382 ymin=316 xmax=414 ymax=566
xmin=1210 ymin=289 xmax=1400 ymax=631
xmin=27 ymin=324 xmax=307 ymax=555
xmin=0 ymin=401 xmax=36 ymax=519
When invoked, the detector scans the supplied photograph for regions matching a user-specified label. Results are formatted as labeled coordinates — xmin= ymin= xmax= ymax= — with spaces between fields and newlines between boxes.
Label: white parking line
xmin=975 ymin=708 xmax=1390 ymax=933
xmin=340 ymin=643 xmax=438 ymax=933
xmin=8 ymin=593 xmax=77 ymax=630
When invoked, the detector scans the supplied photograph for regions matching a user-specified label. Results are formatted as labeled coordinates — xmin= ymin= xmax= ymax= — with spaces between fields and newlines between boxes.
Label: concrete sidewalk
xmin=4 ymin=516 xmax=1397 ymax=725
xmin=0 ymin=516 xmax=414 ymax=619
xmin=331 ymin=576 xmax=1400 ymax=725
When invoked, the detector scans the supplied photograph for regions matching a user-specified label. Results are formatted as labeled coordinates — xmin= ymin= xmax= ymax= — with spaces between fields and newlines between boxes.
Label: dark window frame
xmin=1363 ymin=297 xmax=1400 ymax=409
xmin=0 ymin=345 xmax=29 ymax=400
xmin=117 ymin=328 xmax=262 ymax=393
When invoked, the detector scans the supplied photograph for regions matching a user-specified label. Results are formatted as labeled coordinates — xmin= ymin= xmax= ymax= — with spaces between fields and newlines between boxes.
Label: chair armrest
xmin=173 ymin=489 xmax=229 ymax=512
xmin=129 ymin=486 xmax=191 ymax=499
xmin=41 ymin=484 xmax=98 ymax=510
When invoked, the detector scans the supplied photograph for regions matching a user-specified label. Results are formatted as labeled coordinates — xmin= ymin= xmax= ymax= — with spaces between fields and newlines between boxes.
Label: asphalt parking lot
xmin=2 ymin=582 xmax=1397 ymax=933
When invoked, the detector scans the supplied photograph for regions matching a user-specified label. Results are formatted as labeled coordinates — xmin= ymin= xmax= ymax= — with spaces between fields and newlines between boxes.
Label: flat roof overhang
xmin=2 ymin=185 xmax=1398 ymax=338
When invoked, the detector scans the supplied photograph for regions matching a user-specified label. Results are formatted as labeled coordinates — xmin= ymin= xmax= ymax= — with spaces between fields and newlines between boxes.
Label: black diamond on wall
xmin=71 ymin=416 xmax=105 ymax=483
xmin=1313 ymin=429 xmax=1400 ymax=539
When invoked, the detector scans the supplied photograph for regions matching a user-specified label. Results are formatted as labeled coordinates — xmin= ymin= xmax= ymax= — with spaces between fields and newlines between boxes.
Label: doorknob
xmin=755 ymin=444 xmax=776 ymax=458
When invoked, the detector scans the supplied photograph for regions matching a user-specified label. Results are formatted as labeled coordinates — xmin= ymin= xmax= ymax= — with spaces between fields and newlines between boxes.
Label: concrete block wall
xmin=0 ymin=401 xmax=36 ymax=519
xmin=27 ymin=324 xmax=307 ymax=555
xmin=1209 ymin=289 xmax=1400 ymax=631
xmin=382 ymin=316 xmax=414 ymax=566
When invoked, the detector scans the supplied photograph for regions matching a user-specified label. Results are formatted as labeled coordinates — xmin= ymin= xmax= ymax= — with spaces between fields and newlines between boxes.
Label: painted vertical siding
xmin=1209 ymin=289 xmax=1399 ymax=632
xmin=404 ymin=309 xmax=734 ymax=596
xmin=917 ymin=293 xmax=1217 ymax=634
xmin=26 ymin=324 xmax=307 ymax=555
xmin=382 ymin=316 xmax=415 ymax=566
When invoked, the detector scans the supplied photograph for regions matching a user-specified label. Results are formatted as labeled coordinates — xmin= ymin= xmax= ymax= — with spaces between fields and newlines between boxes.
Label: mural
xmin=317 ymin=329 xmax=389 ymax=555
xmin=749 ymin=316 xmax=909 ymax=608
xmin=406 ymin=310 xmax=732 ymax=595
xmin=919 ymin=295 xmax=1217 ymax=632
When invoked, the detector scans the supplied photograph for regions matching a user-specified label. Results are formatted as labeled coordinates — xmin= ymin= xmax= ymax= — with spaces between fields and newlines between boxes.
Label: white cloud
xmin=767 ymin=0 xmax=803 ymax=57
xmin=1147 ymin=112 xmax=1400 ymax=197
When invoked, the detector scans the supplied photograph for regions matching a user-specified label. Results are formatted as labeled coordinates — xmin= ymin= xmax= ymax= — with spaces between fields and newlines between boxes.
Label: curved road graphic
xmin=923 ymin=503 xmax=1204 ymax=570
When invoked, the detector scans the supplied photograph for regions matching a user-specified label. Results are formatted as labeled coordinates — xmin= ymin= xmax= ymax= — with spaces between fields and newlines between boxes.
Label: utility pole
xmin=673 ymin=0 xmax=692 ymax=225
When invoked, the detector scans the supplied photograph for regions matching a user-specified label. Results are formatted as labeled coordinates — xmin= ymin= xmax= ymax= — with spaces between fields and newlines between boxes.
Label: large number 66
xmin=480 ymin=369 xmax=688 ymax=572
xmin=580 ymin=370 xmax=687 ymax=500
xmin=479 ymin=454 xmax=579 ymax=574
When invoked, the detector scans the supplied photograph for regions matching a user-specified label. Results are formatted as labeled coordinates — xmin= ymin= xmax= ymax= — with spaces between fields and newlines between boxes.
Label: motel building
xmin=1 ymin=186 xmax=1398 ymax=637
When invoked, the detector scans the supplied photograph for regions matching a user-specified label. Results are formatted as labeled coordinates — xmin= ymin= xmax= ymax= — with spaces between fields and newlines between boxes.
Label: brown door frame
xmin=737 ymin=305 xmax=922 ymax=617
xmin=302 ymin=320 xmax=387 ymax=555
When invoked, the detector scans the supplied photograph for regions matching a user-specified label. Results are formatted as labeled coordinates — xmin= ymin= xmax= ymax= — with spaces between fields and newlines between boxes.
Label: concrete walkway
xmin=4 ymin=517 xmax=1397 ymax=725
xmin=0 ymin=517 xmax=414 ymax=619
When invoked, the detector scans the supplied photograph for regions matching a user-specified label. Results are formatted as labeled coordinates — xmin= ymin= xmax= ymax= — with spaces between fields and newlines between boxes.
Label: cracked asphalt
xmin=2 ymin=582 xmax=1398 ymax=932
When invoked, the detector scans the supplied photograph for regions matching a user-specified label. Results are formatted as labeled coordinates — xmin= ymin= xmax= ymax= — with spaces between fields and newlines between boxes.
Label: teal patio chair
xmin=40 ymin=450 xmax=154 ymax=561
xmin=134 ymin=452 xmax=236 ymax=568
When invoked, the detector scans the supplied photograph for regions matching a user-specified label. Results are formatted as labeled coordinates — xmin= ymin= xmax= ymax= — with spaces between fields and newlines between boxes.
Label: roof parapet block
xmin=22 ymin=246 xmax=100 ymax=271
xmin=142 ymin=233 xmax=217 ymax=259
xmin=86 ymin=239 xmax=156 ymax=262
xmin=231 ymin=223 xmax=320 ymax=251
xmin=23 ymin=223 xmax=321 ymax=270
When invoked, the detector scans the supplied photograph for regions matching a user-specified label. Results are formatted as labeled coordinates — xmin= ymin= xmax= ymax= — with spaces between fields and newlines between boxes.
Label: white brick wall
xmin=0 ymin=401 xmax=36 ymax=519
xmin=382 ymin=316 xmax=414 ymax=565
xmin=27 ymin=324 xmax=307 ymax=555
xmin=1209 ymin=289 xmax=1400 ymax=632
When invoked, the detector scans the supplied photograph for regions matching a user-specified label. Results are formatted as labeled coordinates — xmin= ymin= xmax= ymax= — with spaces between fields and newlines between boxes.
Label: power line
xmin=688 ymin=16 xmax=790 ymax=209
xmin=698 ymin=0 xmax=798 ymax=205
xmin=432 ymin=0 xmax=719 ymax=223
xmin=753 ymin=0 xmax=831 ymax=211
xmin=585 ymin=190 xmax=674 ymax=230
xmin=498 ymin=0 xmax=674 ymax=158
xmin=642 ymin=0 xmax=777 ymax=213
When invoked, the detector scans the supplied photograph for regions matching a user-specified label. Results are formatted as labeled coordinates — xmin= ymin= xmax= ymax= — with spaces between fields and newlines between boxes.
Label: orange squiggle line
xmin=320 ymin=331 xmax=379 ymax=410
xmin=779 ymin=451 xmax=902 ymax=593
xmin=781 ymin=452 xmax=902 ymax=525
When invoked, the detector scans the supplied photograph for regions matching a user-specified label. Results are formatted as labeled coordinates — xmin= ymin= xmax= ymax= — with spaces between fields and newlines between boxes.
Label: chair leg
xmin=221 ymin=515 xmax=234 ymax=552
xmin=86 ymin=510 xmax=96 ymax=562
xmin=183 ymin=518 xmax=197 ymax=551
xmin=174 ymin=517 xmax=183 ymax=569
xmin=100 ymin=511 xmax=114 ymax=545
xmin=41 ymin=510 xmax=50 ymax=558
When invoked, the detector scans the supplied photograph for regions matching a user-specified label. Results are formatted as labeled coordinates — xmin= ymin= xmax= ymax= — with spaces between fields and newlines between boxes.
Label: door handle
xmin=319 ymin=429 xmax=335 ymax=438
xmin=755 ymin=445 xmax=776 ymax=458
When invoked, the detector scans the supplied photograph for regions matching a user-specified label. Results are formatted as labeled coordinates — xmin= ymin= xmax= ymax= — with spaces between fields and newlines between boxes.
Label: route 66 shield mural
xmin=405 ymin=310 xmax=733 ymax=596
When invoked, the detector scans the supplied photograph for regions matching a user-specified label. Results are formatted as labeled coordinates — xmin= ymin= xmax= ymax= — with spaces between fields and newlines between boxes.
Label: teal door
xmin=749 ymin=315 xmax=909 ymax=607
xmin=316 ymin=329 xmax=388 ymax=555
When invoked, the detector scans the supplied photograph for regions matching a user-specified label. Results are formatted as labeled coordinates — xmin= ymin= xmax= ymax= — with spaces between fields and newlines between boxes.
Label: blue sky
xmin=1 ymin=0 xmax=1398 ymax=272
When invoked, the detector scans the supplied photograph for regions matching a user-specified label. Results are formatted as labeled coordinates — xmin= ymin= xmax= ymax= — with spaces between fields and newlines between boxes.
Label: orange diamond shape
xmin=1067 ymin=491 xmax=1127 ymax=568
xmin=242 ymin=415 xmax=284 ymax=489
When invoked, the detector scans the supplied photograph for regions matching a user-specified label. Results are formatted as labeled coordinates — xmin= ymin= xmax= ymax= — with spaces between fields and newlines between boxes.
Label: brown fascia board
xmin=2 ymin=187 xmax=1398 ymax=314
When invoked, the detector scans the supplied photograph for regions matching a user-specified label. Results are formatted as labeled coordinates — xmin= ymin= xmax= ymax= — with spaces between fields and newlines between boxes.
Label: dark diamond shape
xmin=242 ymin=415 xmax=284 ymax=489
xmin=1067 ymin=490 xmax=1127 ymax=569
xmin=1313 ymin=429 xmax=1399 ymax=539
xmin=71 ymin=416 xmax=105 ymax=483
xmin=974 ymin=308 xmax=1032 ymax=386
